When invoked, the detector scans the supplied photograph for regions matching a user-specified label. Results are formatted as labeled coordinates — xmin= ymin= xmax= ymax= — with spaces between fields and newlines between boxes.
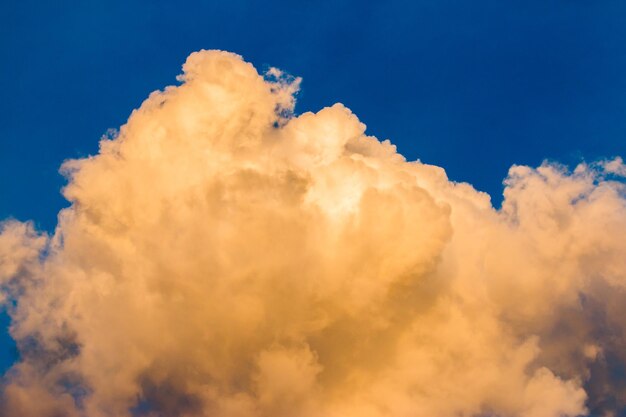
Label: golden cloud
xmin=1 ymin=50 xmax=625 ymax=417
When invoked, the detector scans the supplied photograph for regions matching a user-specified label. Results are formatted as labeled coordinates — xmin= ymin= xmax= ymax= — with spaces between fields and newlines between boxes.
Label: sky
xmin=3 ymin=0 xmax=626 ymax=231
xmin=1 ymin=2 xmax=626 ymax=417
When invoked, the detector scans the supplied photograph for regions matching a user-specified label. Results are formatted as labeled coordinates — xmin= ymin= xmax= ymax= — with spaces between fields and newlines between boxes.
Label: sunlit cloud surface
xmin=1 ymin=50 xmax=625 ymax=417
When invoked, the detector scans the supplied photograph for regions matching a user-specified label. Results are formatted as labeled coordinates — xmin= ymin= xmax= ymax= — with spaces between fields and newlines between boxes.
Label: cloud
xmin=0 ymin=50 xmax=625 ymax=417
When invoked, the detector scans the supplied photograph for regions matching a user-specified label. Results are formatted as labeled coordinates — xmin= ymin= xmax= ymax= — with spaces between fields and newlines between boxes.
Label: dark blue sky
xmin=1 ymin=0 xmax=626 ymax=373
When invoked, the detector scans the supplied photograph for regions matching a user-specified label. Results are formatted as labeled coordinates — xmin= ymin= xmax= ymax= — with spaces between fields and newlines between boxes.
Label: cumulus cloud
xmin=0 ymin=50 xmax=625 ymax=417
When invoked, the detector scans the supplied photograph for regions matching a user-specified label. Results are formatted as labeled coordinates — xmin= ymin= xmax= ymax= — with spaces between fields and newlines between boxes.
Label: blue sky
xmin=1 ymin=0 xmax=626 ymax=381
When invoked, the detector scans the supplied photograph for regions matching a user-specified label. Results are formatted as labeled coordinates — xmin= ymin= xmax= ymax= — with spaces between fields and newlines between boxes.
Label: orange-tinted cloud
xmin=1 ymin=50 xmax=625 ymax=417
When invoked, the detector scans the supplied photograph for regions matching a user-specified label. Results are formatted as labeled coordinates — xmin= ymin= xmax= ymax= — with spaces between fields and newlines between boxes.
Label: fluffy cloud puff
xmin=1 ymin=50 xmax=625 ymax=417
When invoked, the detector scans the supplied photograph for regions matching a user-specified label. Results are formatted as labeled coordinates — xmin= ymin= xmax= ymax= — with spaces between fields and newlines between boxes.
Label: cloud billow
xmin=0 ymin=50 xmax=625 ymax=417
